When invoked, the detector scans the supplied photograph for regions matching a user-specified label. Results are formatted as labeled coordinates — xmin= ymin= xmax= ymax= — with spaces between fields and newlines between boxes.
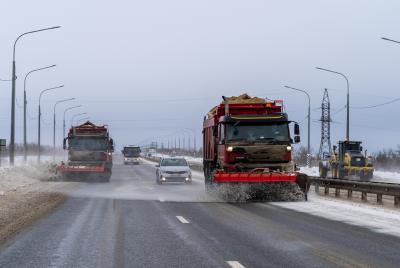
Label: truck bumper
xmin=58 ymin=165 xmax=106 ymax=173
xmin=212 ymin=170 xmax=310 ymax=195
xmin=213 ymin=172 xmax=297 ymax=183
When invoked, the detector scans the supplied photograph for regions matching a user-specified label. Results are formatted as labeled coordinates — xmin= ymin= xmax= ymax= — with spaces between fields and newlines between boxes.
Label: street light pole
xmin=76 ymin=117 xmax=90 ymax=125
xmin=63 ymin=105 xmax=82 ymax=140
xmin=381 ymin=37 xmax=400 ymax=44
xmin=316 ymin=67 xmax=350 ymax=140
xmin=53 ymin=98 xmax=75 ymax=159
xmin=284 ymin=85 xmax=311 ymax=167
xmin=10 ymin=26 xmax=61 ymax=166
xmin=70 ymin=112 xmax=87 ymax=126
xmin=38 ymin=85 xmax=64 ymax=162
xmin=23 ymin=64 xmax=56 ymax=161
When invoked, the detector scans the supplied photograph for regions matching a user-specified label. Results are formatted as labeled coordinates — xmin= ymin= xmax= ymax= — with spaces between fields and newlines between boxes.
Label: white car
xmin=156 ymin=158 xmax=192 ymax=184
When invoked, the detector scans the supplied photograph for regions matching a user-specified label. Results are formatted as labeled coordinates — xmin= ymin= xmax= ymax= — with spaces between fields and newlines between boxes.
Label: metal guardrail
xmin=311 ymin=177 xmax=400 ymax=207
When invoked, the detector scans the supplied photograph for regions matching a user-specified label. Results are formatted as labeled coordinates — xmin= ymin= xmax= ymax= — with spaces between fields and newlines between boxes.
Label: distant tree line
xmin=1 ymin=143 xmax=56 ymax=156
xmin=372 ymin=148 xmax=400 ymax=171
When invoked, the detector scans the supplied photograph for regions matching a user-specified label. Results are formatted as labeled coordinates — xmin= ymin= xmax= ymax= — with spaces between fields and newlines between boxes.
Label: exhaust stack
xmin=222 ymin=96 xmax=229 ymax=115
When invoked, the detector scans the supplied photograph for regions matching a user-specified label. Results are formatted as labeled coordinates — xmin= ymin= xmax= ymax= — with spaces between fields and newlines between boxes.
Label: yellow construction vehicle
xmin=319 ymin=140 xmax=374 ymax=180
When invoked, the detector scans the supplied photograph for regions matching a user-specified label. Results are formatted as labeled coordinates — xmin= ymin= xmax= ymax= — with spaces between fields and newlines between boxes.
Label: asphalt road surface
xmin=1 ymin=159 xmax=400 ymax=268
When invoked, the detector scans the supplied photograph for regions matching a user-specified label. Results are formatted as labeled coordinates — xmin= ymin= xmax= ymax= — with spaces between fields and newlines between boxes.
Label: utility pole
xmin=318 ymin=89 xmax=332 ymax=159
xmin=284 ymin=86 xmax=311 ymax=166
xmin=38 ymin=85 xmax=64 ymax=162
xmin=10 ymin=26 xmax=60 ymax=165
xmin=23 ymin=64 xmax=56 ymax=162
xmin=53 ymin=98 xmax=74 ymax=161
xmin=316 ymin=67 xmax=350 ymax=140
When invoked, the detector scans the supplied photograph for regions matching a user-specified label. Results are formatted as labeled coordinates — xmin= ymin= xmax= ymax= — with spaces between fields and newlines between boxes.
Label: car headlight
xmin=286 ymin=146 xmax=292 ymax=152
xmin=227 ymin=146 xmax=233 ymax=152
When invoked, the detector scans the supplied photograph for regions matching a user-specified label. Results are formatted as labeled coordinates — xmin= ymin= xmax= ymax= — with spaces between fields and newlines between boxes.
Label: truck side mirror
xmin=333 ymin=145 xmax=337 ymax=152
xmin=294 ymin=123 xmax=300 ymax=135
xmin=63 ymin=138 xmax=67 ymax=150
xmin=213 ymin=126 xmax=218 ymax=137
xmin=360 ymin=146 xmax=363 ymax=152
xmin=294 ymin=136 xmax=300 ymax=143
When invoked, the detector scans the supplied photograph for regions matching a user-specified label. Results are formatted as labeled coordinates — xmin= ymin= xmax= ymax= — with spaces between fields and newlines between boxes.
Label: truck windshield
xmin=226 ymin=122 xmax=290 ymax=143
xmin=69 ymin=137 xmax=109 ymax=150
xmin=123 ymin=147 xmax=141 ymax=157
xmin=161 ymin=158 xmax=188 ymax=166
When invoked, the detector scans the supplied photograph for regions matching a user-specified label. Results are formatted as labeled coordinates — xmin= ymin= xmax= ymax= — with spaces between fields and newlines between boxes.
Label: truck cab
xmin=216 ymin=114 xmax=300 ymax=172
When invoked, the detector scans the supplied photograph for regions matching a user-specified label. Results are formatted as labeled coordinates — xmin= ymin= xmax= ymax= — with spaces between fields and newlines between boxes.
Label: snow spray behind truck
xmin=203 ymin=94 xmax=310 ymax=200
xmin=58 ymin=121 xmax=114 ymax=182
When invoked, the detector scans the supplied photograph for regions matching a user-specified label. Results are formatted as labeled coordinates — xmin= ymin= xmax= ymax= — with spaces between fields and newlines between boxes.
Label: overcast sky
xmin=1 ymin=0 xmax=399 ymax=152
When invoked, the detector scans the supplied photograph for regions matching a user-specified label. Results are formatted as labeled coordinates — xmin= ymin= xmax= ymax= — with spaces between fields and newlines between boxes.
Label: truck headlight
xmin=286 ymin=146 xmax=292 ymax=152
xmin=227 ymin=146 xmax=233 ymax=152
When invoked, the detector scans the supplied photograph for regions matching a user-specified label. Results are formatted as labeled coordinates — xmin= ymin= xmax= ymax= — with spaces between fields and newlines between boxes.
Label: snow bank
xmin=0 ymin=164 xmax=54 ymax=194
xmin=373 ymin=170 xmax=400 ymax=184
xmin=273 ymin=192 xmax=400 ymax=238
xmin=299 ymin=166 xmax=400 ymax=184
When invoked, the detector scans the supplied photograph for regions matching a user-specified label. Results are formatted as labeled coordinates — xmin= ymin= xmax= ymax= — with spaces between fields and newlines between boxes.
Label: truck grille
xmin=351 ymin=157 xmax=366 ymax=167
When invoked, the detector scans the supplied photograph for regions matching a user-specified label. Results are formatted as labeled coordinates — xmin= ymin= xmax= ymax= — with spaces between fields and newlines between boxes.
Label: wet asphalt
xmin=1 ymin=159 xmax=400 ymax=268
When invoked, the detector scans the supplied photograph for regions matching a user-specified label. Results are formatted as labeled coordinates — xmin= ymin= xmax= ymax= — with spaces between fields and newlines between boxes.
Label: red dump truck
xmin=58 ymin=121 xmax=114 ymax=182
xmin=203 ymin=94 xmax=310 ymax=200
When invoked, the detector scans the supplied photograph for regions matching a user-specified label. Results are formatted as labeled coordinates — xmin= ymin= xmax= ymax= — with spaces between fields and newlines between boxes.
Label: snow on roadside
xmin=0 ymin=164 xmax=53 ymax=194
xmin=299 ymin=166 xmax=400 ymax=184
xmin=273 ymin=192 xmax=400 ymax=238
xmin=299 ymin=166 xmax=319 ymax=177
xmin=373 ymin=170 xmax=400 ymax=184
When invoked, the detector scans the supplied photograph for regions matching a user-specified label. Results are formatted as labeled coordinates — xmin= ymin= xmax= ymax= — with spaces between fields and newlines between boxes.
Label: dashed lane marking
xmin=226 ymin=261 xmax=245 ymax=268
xmin=176 ymin=216 xmax=189 ymax=224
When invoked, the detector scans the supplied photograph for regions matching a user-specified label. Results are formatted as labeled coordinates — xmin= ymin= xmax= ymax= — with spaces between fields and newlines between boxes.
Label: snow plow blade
xmin=213 ymin=171 xmax=297 ymax=183
xmin=57 ymin=165 xmax=105 ymax=173
xmin=213 ymin=169 xmax=310 ymax=197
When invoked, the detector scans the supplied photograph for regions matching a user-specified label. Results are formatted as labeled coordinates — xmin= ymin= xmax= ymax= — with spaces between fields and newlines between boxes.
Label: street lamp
xmin=38 ymin=85 xmax=64 ymax=161
xmin=182 ymin=128 xmax=196 ymax=156
xmin=76 ymin=117 xmax=90 ymax=125
xmin=63 ymin=105 xmax=82 ymax=139
xmin=53 ymin=98 xmax=75 ymax=152
xmin=23 ymin=64 xmax=56 ymax=161
xmin=10 ymin=26 xmax=61 ymax=165
xmin=316 ymin=67 xmax=350 ymax=140
xmin=71 ymin=112 xmax=87 ymax=126
xmin=381 ymin=37 xmax=400 ymax=44
xmin=284 ymin=85 xmax=311 ymax=167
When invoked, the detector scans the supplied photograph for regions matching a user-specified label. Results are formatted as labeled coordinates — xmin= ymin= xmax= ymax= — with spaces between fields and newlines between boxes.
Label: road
xmin=1 ymin=159 xmax=400 ymax=268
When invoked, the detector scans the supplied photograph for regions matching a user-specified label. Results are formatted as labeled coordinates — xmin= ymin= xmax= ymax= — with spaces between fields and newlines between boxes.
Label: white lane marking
xmin=226 ymin=261 xmax=245 ymax=268
xmin=176 ymin=216 xmax=189 ymax=224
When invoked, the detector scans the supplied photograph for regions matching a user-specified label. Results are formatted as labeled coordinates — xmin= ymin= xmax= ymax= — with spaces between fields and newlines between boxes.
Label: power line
xmin=351 ymin=97 xmax=400 ymax=109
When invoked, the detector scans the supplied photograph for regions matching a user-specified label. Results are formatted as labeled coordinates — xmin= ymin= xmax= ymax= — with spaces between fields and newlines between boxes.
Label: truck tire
xmin=338 ymin=167 xmax=345 ymax=179
xmin=319 ymin=166 xmax=328 ymax=178
xmin=331 ymin=165 xmax=337 ymax=179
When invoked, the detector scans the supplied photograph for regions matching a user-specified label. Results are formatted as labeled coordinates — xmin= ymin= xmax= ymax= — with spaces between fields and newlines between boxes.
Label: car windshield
xmin=69 ymin=137 xmax=108 ymax=150
xmin=161 ymin=158 xmax=188 ymax=166
xmin=226 ymin=122 xmax=290 ymax=143
xmin=123 ymin=147 xmax=141 ymax=157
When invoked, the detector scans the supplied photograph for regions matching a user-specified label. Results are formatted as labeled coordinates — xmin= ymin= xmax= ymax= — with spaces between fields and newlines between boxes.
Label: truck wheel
xmin=331 ymin=166 xmax=337 ymax=179
xmin=338 ymin=168 xmax=345 ymax=179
